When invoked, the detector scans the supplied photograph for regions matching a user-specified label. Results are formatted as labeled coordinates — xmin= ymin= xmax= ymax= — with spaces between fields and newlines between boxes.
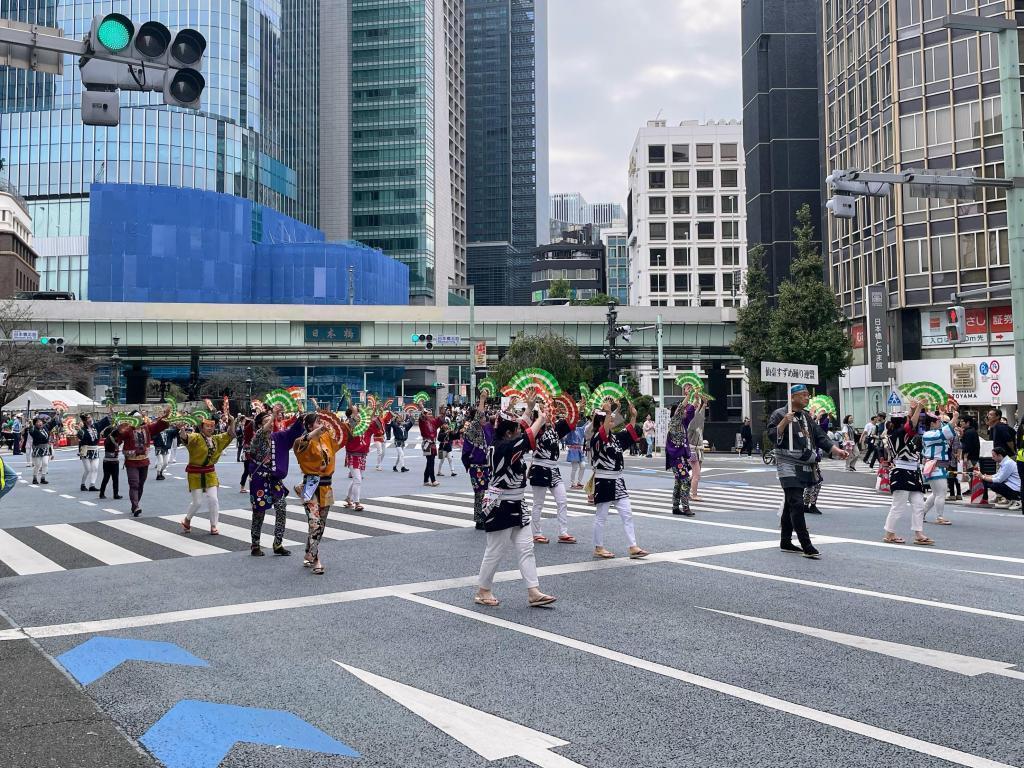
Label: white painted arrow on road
xmin=332 ymin=661 xmax=588 ymax=768
xmin=699 ymin=608 xmax=1024 ymax=680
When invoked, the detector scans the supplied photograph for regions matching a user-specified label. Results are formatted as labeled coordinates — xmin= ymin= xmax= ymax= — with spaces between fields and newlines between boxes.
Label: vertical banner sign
xmin=867 ymin=284 xmax=890 ymax=382
xmin=473 ymin=341 xmax=488 ymax=368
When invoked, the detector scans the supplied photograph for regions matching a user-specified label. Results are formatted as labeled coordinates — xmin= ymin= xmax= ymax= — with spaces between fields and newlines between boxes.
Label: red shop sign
xmin=851 ymin=324 xmax=866 ymax=349
xmin=966 ymin=308 xmax=988 ymax=334
xmin=990 ymin=306 xmax=1013 ymax=340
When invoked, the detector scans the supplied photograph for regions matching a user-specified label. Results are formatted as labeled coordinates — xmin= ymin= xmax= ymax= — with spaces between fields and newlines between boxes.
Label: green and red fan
xmin=586 ymin=382 xmax=630 ymax=415
xmin=897 ymin=381 xmax=949 ymax=411
xmin=264 ymin=388 xmax=299 ymax=414
xmin=675 ymin=372 xmax=714 ymax=404
xmin=807 ymin=394 xmax=837 ymax=419
xmin=478 ymin=378 xmax=499 ymax=398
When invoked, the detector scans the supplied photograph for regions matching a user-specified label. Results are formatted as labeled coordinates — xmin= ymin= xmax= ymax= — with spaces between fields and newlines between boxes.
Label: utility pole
xmin=110 ymin=336 xmax=121 ymax=405
xmin=348 ymin=266 xmax=355 ymax=306
xmin=605 ymin=302 xmax=618 ymax=378
xmin=468 ymin=284 xmax=476 ymax=402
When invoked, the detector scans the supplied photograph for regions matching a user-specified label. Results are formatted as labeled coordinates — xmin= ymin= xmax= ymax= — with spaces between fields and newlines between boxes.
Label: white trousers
xmin=80 ymin=456 xmax=101 ymax=487
xmin=374 ymin=441 xmax=385 ymax=468
xmin=439 ymin=452 xmax=455 ymax=474
xmin=921 ymin=478 xmax=947 ymax=521
xmin=885 ymin=489 xmax=925 ymax=535
xmin=570 ymin=461 xmax=585 ymax=486
xmin=594 ymin=496 xmax=638 ymax=548
xmin=530 ymin=482 xmax=569 ymax=537
xmin=478 ymin=525 xmax=539 ymax=590
xmin=156 ymin=451 xmax=170 ymax=475
xmin=394 ymin=446 xmax=406 ymax=469
xmin=184 ymin=487 xmax=220 ymax=528
xmin=348 ymin=468 xmax=363 ymax=503
xmin=32 ymin=454 xmax=50 ymax=479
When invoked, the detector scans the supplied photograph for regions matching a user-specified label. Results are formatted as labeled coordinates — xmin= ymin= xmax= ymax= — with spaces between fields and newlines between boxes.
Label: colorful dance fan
xmin=62 ymin=415 xmax=77 ymax=434
xmin=190 ymin=409 xmax=211 ymax=422
xmin=587 ymin=382 xmax=629 ymax=413
xmin=112 ymin=413 xmax=143 ymax=428
xmin=51 ymin=400 xmax=70 ymax=413
xmin=350 ymin=406 xmax=373 ymax=437
xmin=413 ymin=391 xmax=430 ymax=406
xmin=317 ymin=410 xmax=347 ymax=446
xmin=553 ymin=394 xmax=580 ymax=426
xmin=203 ymin=398 xmax=215 ymax=412
xmin=674 ymin=372 xmax=705 ymax=392
xmin=381 ymin=398 xmax=395 ymax=412
xmin=478 ymin=378 xmax=498 ymax=398
xmin=166 ymin=396 xmax=178 ymax=413
xmin=366 ymin=394 xmax=379 ymax=415
xmin=520 ymin=383 xmax=553 ymax=409
xmin=222 ymin=395 xmax=230 ymax=416
xmin=171 ymin=413 xmax=201 ymax=428
xmin=808 ymin=394 xmax=837 ymax=418
xmin=250 ymin=398 xmax=265 ymax=413
xmin=263 ymin=389 xmax=298 ymax=414
xmin=507 ymin=368 xmax=562 ymax=397
xmin=403 ymin=403 xmax=423 ymax=415
xmin=898 ymin=381 xmax=948 ymax=410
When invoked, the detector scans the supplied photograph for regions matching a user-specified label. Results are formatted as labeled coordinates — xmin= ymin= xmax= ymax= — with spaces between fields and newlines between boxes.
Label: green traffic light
xmin=40 ymin=336 xmax=49 ymax=344
xmin=97 ymin=15 xmax=133 ymax=52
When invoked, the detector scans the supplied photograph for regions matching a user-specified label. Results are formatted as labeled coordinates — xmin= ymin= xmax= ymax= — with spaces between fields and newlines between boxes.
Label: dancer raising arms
xmin=460 ymin=390 xmax=494 ymax=529
xmin=474 ymin=405 xmax=557 ymax=608
xmin=293 ymin=409 xmax=346 ymax=575
xmin=665 ymin=392 xmax=697 ymax=516
xmin=111 ymin=405 xmax=171 ymax=516
xmin=419 ymin=405 xmax=443 ymax=487
xmin=343 ymin=403 xmax=379 ymax=512
xmin=528 ymin=397 xmax=578 ymax=545
xmin=591 ymin=400 xmax=649 ymax=560
xmin=180 ymin=407 xmax=237 ymax=535
xmin=882 ymin=399 xmax=935 ymax=546
xmin=76 ymin=413 xmax=104 ymax=492
xmin=248 ymin=404 xmax=304 ymax=556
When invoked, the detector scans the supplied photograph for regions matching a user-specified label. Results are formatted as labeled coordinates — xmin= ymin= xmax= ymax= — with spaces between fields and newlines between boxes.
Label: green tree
xmin=547 ymin=278 xmax=571 ymax=299
xmin=731 ymin=244 xmax=774 ymax=399
xmin=201 ymin=366 xmax=281 ymax=399
xmin=494 ymin=333 xmax=593 ymax=397
xmin=768 ymin=205 xmax=852 ymax=384
xmin=572 ymin=293 xmax=619 ymax=306
xmin=146 ymin=379 xmax=187 ymax=402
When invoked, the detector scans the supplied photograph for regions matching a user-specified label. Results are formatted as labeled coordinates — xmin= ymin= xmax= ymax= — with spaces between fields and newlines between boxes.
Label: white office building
xmin=627 ymin=119 xmax=746 ymax=308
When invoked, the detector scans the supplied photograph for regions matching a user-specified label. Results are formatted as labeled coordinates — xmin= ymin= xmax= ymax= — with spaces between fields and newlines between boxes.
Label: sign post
xmin=760 ymin=362 xmax=820 ymax=449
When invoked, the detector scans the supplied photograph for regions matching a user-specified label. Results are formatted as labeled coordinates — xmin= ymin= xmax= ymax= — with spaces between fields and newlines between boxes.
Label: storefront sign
xmin=304 ymin=324 xmax=361 ymax=343
xmin=990 ymin=306 xmax=1013 ymax=343
xmin=851 ymin=324 xmax=866 ymax=349
xmin=950 ymin=364 xmax=975 ymax=391
xmin=867 ymin=284 xmax=891 ymax=382
xmin=473 ymin=341 xmax=488 ymax=368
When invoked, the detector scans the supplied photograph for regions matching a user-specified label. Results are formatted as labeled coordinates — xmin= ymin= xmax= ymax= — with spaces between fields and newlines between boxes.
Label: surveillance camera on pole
xmin=825 ymin=170 xmax=892 ymax=220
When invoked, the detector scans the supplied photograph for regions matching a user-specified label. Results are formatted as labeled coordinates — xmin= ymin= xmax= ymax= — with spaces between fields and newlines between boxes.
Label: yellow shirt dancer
xmin=180 ymin=410 xmax=237 ymax=536
xmin=293 ymin=411 xmax=346 ymax=575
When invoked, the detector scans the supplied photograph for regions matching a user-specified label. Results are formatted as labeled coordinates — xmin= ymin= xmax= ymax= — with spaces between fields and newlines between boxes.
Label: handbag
xmin=422 ymin=439 xmax=436 ymax=456
xmin=923 ymin=458 xmax=939 ymax=477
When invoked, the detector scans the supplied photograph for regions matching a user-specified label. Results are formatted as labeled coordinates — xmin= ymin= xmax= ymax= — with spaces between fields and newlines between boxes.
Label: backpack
xmin=0 ymin=455 xmax=18 ymax=503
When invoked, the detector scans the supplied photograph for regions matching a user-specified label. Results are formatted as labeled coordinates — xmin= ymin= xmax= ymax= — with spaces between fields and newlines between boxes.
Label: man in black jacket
xmin=740 ymin=418 xmax=753 ymax=456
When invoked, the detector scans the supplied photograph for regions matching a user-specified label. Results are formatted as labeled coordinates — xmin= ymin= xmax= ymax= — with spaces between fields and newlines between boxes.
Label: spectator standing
xmin=642 ymin=416 xmax=656 ymax=458
xmin=740 ymin=417 xmax=753 ymax=457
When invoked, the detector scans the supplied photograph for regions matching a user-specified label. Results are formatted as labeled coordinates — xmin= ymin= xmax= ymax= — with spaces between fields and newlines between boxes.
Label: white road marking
xmin=286 ymin=505 xmax=430 ymax=534
xmin=400 ymin=594 xmax=1015 ymax=768
xmin=79 ymin=501 xmax=96 ymax=507
xmin=355 ymin=502 xmax=475 ymax=528
xmin=103 ymin=508 xmax=124 ymax=515
xmin=217 ymin=508 xmax=368 ymax=541
xmin=335 ymin=662 xmax=587 ymax=768
xmin=0 ymin=529 xmax=64 ymax=575
xmin=158 ymin=515 xmax=303 ymax=549
xmin=36 ymin=524 xmax=149 ymax=566
xmin=698 ymin=608 xmax=1024 ymax=681
xmin=59 ymin=494 xmax=75 ymax=499
xmin=42 ymin=488 xmax=55 ymax=493
xmin=671 ymin=560 xmax=1024 ymax=624
xmin=99 ymin=519 xmax=230 ymax=557
xmin=959 ymin=570 xmax=1024 ymax=581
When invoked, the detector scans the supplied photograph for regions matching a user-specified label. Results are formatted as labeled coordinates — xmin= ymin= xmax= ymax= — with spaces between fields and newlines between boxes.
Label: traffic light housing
xmin=411 ymin=333 xmax=434 ymax=350
xmin=163 ymin=28 xmax=206 ymax=109
xmin=945 ymin=305 xmax=966 ymax=343
xmin=39 ymin=336 xmax=65 ymax=353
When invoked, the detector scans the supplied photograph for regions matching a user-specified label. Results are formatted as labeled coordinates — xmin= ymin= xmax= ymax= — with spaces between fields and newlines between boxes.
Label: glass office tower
xmin=0 ymin=0 xmax=318 ymax=297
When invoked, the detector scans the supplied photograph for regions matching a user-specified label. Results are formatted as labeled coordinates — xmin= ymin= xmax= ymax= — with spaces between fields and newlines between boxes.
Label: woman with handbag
xmin=419 ymin=406 xmax=442 ymax=487
xmin=921 ymin=409 xmax=959 ymax=526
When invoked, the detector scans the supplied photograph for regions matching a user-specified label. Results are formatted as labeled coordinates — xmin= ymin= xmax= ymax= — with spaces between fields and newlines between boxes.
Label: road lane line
xmin=158 ymin=515 xmax=303 ymax=549
xmin=0 ymin=529 xmax=65 ymax=575
xmin=59 ymin=494 xmax=75 ymax=499
xmin=216 ymin=508 xmax=368 ymax=541
xmin=400 ymin=593 xmax=1016 ymax=768
xmin=99 ymin=519 xmax=230 ymax=556
xmin=355 ymin=502 xmax=475 ymax=528
xmin=103 ymin=508 xmax=124 ymax=515
xmin=959 ymin=570 xmax=1024 ymax=581
xmin=36 ymin=524 xmax=150 ymax=566
xmin=79 ymin=501 xmax=96 ymax=507
xmin=285 ymin=505 xmax=431 ymax=534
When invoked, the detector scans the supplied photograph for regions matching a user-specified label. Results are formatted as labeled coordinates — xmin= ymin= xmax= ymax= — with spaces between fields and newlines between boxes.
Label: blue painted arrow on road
xmin=57 ymin=637 xmax=208 ymax=685
xmin=140 ymin=700 xmax=359 ymax=768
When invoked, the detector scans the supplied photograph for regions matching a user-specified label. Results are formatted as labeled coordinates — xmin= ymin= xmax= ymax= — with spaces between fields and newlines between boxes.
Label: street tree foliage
xmin=547 ymin=278 xmax=571 ymax=299
xmin=573 ymin=293 xmax=619 ymax=306
xmin=201 ymin=366 xmax=281 ymax=399
xmin=769 ymin=205 xmax=853 ymax=384
xmin=0 ymin=300 xmax=95 ymax=408
xmin=731 ymin=245 xmax=774 ymax=399
xmin=621 ymin=373 xmax=656 ymax=421
xmin=494 ymin=333 xmax=593 ymax=399
xmin=146 ymin=379 xmax=187 ymax=402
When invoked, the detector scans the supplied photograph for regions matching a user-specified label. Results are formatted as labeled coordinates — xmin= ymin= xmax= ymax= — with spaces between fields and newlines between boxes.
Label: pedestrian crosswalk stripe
xmin=0 ymin=528 xmax=64 ymax=575
xmin=159 ymin=515 xmax=304 ymax=549
xmin=355 ymin=501 xmax=475 ymax=528
xmin=216 ymin=508 xmax=369 ymax=542
xmin=37 ymin=523 xmax=149 ymax=566
xmin=99 ymin=519 xmax=229 ymax=557
xmin=286 ymin=505 xmax=430 ymax=534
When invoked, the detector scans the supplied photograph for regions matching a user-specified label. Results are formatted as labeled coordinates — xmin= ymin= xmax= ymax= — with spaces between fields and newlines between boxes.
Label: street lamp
xmin=245 ymin=367 xmax=253 ymax=413
xmin=363 ymin=370 xmax=374 ymax=403
xmin=941 ymin=13 xmax=1024 ymax=406
xmin=110 ymin=336 xmax=121 ymax=405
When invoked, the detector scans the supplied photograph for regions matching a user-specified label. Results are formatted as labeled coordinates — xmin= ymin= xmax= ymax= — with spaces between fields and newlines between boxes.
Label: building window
xmin=697 ymin=221 xmax=715 ymax=240
xmin=722 ymin=221 xmax=740 ymax=240
xmin=696 ymin=143 xmax=714 ymax=162
xmin=696 ymin=170 xmax=714 ymax=188
xmin=723 ymin=271 xmax=737 ymax=295
xmin=649 ymin=171 xmax=666 ymax=189
xmin=672 ymin=144 xmax=689 ymax=163
xmin=721 ymin=194 xmax=739 ymax=214
xmin=672 ymin=170 xmax=689 ymax=189
xmin=648 ymin=145 xmax=666 ymax=164
xmin=720 ymin=169 xmax=738 ymax=188
xmin=650 ymin=274 xmax=667 ymax=293
xmin=649 ymin=196 xmax=666 ymax=215
xmin=673 ymin=247 xmax=690 ymax=266
xmin=674 ymin=298 xmax=690 ymax=307
xmin=720 ymin=143 xmax=738 ymax=161
xmin=697 ymin=247 xmax=716 ymax=266
xmin=673 ymin=273 xmax=691 ymax=292
xmin=698 ymin=273 xmax=716 ymax=293
xmin=649 ymin=222 xmax=667 ymax=240
xmin=651 ymin=299 xmax=668 ymax=306
xmin=696 ymin=195 xmax=715 ymax=215
xmin=673 ymin=222 xmax=691 ymax=240
xmin=649 ymin=248 xmax=667 ymax=267
xmin=673 ymin=196 xmax=690 ymax=215
xmin=721 ymin=246 xmax=740 ymax=265
xmin=923 ymin=44 xmax=949 ymax=83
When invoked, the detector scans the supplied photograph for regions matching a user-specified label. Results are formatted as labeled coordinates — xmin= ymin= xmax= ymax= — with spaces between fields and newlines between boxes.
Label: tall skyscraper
xmin=321 ymin=0 xmax=467 ymax=305
xmin=741 ymin=0 xmax=822 ymax=296
xmin=464 ymin=0 xmax=548 ymax=306
xmin=0 ymin=0 xmax=319 ymax=299
xmin=822 ymin=2 xmax=1017 ymax=421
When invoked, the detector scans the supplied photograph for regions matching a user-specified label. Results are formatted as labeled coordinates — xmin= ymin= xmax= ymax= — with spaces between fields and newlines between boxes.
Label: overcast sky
xmin=547 ymin=0 xmax=742 ymax=207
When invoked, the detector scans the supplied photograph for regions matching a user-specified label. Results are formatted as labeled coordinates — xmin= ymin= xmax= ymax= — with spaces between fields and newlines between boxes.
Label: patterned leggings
xmin=803 ymin=481 xmax=823 ymax=508
xmin=304 ymin=502 xmax=332 ymax=561
xmin=671 ymin=457 xmax=691 ymax=513
xmin=469 ymin=464 xmax=489 ymax=526
xmin=251 ymin=497 xmax=288 ymax=549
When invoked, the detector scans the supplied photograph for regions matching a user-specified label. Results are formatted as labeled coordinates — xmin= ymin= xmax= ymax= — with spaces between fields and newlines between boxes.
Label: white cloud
xmin=547 ymin=0 xmax=742 ymax=204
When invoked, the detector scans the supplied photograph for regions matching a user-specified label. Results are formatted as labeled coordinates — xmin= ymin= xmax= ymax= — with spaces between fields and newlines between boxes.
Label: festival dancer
xmin=666 ymin=394 xmax=697 ymax=516
xmin=343 ymin=404 xmax=379 ymax=512
xmin=474 ymin=406 xmax=557 ymax=608
xmin=687 ymin=400 xmax=706 ymax=501
xmin=111 ymin=405 xmax=171 ymax=517
xmin=28 ymin=415 xmax=52 ymax=484
xmin=419 ymin=405 xmax=443 ymax=487
xmin=97 ymin=424 xmax=123 ymax=500
xmin=565 ymin=419 xmax=587 ymax=489
xmin=528 ymin=397 xmax=578 ymax=545
xmin=293 ymin=410 xmax=346 ymax=575
xmin=767 ymin=386 xmax=847 ymax=559
xmin=461 ymin=391 xmax=493 ymax=529
xmin=438 ymin=419 xmax=458 ymax=477
xmin=248 ymin=405 xmax=304 ymax=556
xmin=77 ymin=413 xmax=103 ymax=492
xmin=882 ymin=399 xmax=935 ymax=545
xmin=237 ymin=415 xmax=254 ymax=492
xmin=802 ymin=411 xmax=832 ymax=515
xmin=920 ymin=408 xmax=959 ymax=526
xmin=590 ymin=400 xmax=650 ymax=559
xmin=152 ymin=424 xmax=172 ymax=481
xmin=392 ymin=411 xmax=410 ymax=472
xmin=180 ymin=409 xmax=237 ymax=535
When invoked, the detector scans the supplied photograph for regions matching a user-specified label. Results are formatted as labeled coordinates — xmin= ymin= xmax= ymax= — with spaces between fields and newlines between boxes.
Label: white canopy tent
xmin=2 ymin=389 xmax=102 ymax=415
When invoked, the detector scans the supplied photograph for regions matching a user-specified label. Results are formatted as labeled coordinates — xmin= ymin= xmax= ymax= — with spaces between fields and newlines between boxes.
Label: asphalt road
xmin=1 ymin=442 xmax=1022 ymax=768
